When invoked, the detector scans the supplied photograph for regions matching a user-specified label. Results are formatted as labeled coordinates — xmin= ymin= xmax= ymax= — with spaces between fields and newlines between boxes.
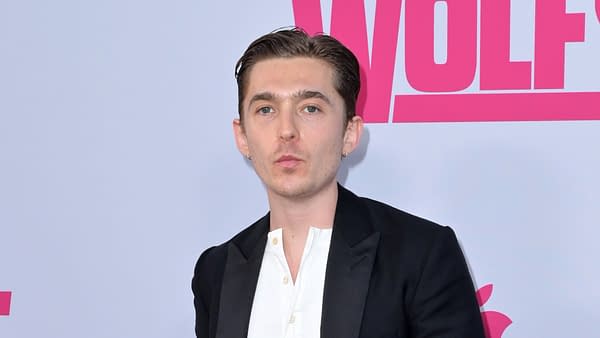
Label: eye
xmin=302 ymin=105 xmax=320 ymax=114
xmin=257 ymin=106 xmax=274 ymax=115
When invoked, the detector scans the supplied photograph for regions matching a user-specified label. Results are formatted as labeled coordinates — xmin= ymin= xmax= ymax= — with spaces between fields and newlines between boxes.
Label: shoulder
xmin=352 ymin=197 xmax=484 ymax=336
xmin=357 ymin=193 xmax=452 ymax=239
xmin=350 ymin=193 xmax=460 ymax=263
xmin=191 ymin=242 xmax=228 ymax=303
xmin=193 ymin=244 xmax=226 ymax=280
xmin=192 ymin=213 xmax=269 ymax=283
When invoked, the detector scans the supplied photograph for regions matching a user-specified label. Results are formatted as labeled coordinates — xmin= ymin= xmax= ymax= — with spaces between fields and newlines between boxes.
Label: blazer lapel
xmin=215 ymin=215 xmax=269 ymax=338
xmin=321 ymin=186 xmax=380 ymax=338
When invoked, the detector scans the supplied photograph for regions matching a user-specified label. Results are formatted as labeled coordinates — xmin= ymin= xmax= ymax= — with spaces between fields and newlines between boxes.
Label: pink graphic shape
xmin=293 ymin=0 xmax=402 ymax=123
xmin=597 ymin=0 xmax=600 ymax=22
xmin=293 ymin=0 xmax=600 ymax=123
xmin=480 ymin=0 xmax=531 ymax=89
xmin=534 ymin=0 xmax=585 ymax=89
xmin=0 ymin=291 xmax=11 ymax=316
xmin=393 ymin=91 xmax=600 ymax=122
xmin=481 ymin=311 xmax=512 ymax=338
xmin=292 ymin=0 xmax=323 ymax=35
xmin=476 ymin=284 xmax=494 ymax=305
xmin=405 ymin=0 xmax=478 ymax=92
xmin=477 ymin=284 xmax=512 ymax=338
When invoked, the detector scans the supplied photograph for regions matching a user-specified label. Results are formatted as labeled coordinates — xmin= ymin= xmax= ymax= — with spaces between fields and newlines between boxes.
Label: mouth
xmin=275 ymin=154 xmax=302 ymax=168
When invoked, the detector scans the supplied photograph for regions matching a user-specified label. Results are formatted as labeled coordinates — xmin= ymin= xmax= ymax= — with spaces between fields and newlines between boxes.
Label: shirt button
xmin=283 ymin=276 xmax=289 ymax=285
xmin=272 ymin=237 xmax=278 ymax=245
xmin=289 ymin=314 xmax=296 ymax=324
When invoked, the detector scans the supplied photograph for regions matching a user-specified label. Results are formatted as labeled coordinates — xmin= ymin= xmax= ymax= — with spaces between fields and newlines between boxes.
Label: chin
xmin=267 ymin=180 xmax=313 ymax=199
xmin=273 ymin=185 xmax=310 ymax=199
xmin=270 ymin=178 xmax=336 ymax=200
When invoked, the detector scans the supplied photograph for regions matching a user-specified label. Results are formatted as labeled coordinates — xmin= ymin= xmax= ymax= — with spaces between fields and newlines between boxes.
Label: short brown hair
xmin=235 ymin=28 xmax=360 ymax=122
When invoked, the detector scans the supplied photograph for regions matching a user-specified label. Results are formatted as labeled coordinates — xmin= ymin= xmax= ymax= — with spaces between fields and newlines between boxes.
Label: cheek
xmin=245 ymin=130 xmax=270 ymax=153
xmin=313 ymin=134 xmax=344 ymax=160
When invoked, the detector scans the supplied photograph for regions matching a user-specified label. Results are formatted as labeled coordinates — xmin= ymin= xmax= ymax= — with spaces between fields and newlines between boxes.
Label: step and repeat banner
xmin=1 ymin=0 xmax=599 ymax=337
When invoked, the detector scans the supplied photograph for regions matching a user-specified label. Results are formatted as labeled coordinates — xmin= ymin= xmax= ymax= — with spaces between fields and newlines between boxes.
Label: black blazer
xmin=192 ymin=185 xmax=485 ymax=338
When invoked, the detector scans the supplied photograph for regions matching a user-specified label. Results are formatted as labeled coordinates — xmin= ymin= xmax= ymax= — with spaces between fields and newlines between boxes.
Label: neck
xmin=267 ymin=182 xmax=338 ymax=234
xmin=267 ymin=181 xmax=339 ymax=283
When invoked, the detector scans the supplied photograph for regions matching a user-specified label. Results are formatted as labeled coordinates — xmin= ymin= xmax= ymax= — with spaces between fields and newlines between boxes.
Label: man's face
xmin=233 ymin=57 xmax=362 ymax=200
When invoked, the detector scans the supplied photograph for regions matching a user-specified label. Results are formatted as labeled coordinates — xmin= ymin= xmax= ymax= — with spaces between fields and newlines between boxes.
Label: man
xmin=192 ymin=28 xmax=485 ymax=338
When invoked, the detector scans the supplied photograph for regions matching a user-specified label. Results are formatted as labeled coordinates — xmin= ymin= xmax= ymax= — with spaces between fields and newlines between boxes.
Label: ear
xmin=233 ymin=118 xmax=250 ymax=157
xmin=342 ymin=115 xmax=363 ymax=156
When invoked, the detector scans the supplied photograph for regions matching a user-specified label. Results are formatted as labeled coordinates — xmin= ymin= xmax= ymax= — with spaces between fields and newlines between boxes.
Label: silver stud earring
xmin=246 ymin=154 xmax=252 ymax=161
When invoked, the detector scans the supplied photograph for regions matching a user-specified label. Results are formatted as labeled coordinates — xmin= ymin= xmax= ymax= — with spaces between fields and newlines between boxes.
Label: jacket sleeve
xmin=407 ymin=227 xmax=486 ymax=338
xmin=192 ymin=247 xmax=216 ymax=338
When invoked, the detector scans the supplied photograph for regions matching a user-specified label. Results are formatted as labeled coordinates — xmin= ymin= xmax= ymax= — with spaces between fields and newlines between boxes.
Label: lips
xmin=275 ymin=154 xmax=302 ymax=168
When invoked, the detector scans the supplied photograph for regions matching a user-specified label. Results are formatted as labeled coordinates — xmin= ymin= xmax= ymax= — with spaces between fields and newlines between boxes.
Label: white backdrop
xmin=1 ymin=1 xmax=599 ymax=337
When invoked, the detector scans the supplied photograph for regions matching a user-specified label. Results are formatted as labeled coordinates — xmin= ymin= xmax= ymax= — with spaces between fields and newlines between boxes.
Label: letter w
xmin=0 ymin=291 xmax=11 ymax=316
xmin=293 ymin=0 xmax=402 ymax=123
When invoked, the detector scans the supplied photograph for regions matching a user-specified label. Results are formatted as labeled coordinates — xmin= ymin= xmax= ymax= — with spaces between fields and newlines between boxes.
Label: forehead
xmin=244 ymin=57 xmax=338 ymax=101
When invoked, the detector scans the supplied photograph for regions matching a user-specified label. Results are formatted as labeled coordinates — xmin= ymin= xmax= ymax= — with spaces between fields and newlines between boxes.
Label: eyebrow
xmin=293 ymin=90 xmax=332 ymax=105
xmin=247 ymin=90 xmax=332 ymax=110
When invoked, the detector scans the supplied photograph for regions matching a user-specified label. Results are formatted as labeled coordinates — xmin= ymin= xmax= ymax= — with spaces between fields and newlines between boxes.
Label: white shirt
xmin=247 ymin=226 xmax=333 ymax=338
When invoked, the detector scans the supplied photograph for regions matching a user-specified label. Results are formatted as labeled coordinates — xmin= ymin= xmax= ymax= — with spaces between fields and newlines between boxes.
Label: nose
xmin=278 ymin=107 xmax=298 ymax=142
